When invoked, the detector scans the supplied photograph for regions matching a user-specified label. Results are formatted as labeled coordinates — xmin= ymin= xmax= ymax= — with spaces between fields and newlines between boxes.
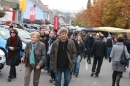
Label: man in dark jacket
xmin=85 ymin=33 xmax=95 ymax=64
xmin=39 ymin=28 xmax=49 ymax=71
xmin=91 ymin=34 xmax=107 ymax=77
xmin=50 ymin=27 xmax=77 ymax=86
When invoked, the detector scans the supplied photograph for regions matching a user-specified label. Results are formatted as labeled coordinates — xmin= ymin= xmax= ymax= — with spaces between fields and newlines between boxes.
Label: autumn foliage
xmin=86 ymin=0 xmax=107 ymax=27
xmin=102 ymin=0 xmax=130 ymax=29
xmin=73 ymin=0 xmax=130 ymax=29
xmin=73 ymin=10 xmax=88 ymax=27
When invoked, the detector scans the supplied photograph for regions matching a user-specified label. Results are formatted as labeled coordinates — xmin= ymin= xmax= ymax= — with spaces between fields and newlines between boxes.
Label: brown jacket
xmin=22 ymin=41 xmax=46 ymax=68
xmin=50 ymin=39 xmax=77 ymax=73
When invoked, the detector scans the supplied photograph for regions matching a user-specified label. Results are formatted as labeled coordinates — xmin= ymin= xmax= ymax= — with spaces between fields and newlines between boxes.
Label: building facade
xmin=22 ymin=0 xmax=48 ymax=24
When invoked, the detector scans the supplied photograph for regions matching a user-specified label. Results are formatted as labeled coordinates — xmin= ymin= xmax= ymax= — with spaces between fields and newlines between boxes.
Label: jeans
xmin=126 ymin=52 xmax=130 ymax=67
xmin=73 ymin=55 xmax=81 ymax=75
xmin=92 ymin=56 xmax=103 ymax=74
xmin=107 ymin=47 xmax=112 ymax=58
xmin=55 ymin=68 xmax=70 ymax=86
xmin=9 ymin=66 xmax=16 ymax=78
xmin=45 ymin=54 xmax=50 ymax=69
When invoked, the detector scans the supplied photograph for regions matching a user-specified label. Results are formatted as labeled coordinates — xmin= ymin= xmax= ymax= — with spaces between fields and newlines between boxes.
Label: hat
xmin=68 ymin=31 xmax=73 ymax=38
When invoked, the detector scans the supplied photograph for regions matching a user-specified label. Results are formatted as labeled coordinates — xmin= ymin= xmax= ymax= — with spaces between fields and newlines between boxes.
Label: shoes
xmin=91 ymin=72 xmax=95 ymax=77
xmin=53 ymin=80 xmax=55 ymax=85
xmin=75 ymin=75 xmax=78 ymax=77
xmin=7 ymin=77 xmax=11 ymax=82
xmin=11 ymin=74 xmax=16 ymax=79
xmin=49 ymin=78 xmax=53 ymax=83
xmin=95 ymin=73 xmax=99 ymax=77
xmin=112 ymin=84 xmax=115 ymax=86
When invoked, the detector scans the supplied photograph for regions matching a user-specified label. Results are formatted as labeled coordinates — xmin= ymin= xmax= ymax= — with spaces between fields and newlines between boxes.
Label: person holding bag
xmin=109 ymin=35 xmax=130 ymax=86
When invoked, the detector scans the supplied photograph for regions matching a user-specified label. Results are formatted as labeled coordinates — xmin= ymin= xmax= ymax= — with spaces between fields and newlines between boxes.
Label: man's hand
xmin=36 ymin=66 xmax=40 ymax=70
xmin=9 ymin=47 xmax=14 ymax=50
xmin=21 ymin=58 xmax=24 ymax=63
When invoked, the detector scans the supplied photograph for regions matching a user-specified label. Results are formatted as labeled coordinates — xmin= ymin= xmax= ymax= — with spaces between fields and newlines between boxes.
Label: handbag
xmin=120 ymin=46 xmax=128 ymax=65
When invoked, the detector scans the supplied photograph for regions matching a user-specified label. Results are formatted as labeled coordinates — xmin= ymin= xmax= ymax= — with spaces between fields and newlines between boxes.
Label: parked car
xmin=0 ymin=49 xmax=6 ymax=72
xmin=15 ymin=28 xmax=31 ymax=44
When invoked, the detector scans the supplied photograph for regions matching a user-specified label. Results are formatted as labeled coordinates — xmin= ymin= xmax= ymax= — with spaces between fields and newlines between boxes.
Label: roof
xmin=23 ymin=19 xmax=44 ymax=24
xmin=32 ymin=0 xmax=48 ymax=11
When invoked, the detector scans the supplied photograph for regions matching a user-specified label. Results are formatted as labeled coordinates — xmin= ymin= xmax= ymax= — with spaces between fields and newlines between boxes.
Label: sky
xmin=41 ymin=0 xmax=88 ymax=12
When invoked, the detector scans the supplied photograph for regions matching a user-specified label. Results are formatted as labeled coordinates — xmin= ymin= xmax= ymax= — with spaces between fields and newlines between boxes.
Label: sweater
xmin=57 ymin=40 xmax=69 ymax=69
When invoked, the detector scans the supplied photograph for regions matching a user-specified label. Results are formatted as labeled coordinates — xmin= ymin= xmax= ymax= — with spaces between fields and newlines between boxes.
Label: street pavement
xmin=0 ymin=58 xmax=130 ymax=86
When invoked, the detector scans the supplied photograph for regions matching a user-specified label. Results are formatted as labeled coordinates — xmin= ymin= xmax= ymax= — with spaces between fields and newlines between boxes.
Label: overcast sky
xmin=41 ymin=0 xmax=88 ymax=12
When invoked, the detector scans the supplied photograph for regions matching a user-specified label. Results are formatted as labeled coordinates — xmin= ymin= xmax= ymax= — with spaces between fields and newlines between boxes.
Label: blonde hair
xmin=76 ymin=34 xmax=83 ymax=42
xmin=30 ymin=32 xmax=40 ymax=39
xmin=58 ymin=27 xmax=68 ymax=35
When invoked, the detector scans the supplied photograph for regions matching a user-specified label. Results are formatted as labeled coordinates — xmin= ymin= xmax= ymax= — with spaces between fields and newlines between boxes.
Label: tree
xmin=86 ymin=0 xmax=107 ymax=27
xmin=73 ymin=10 xmax=88 ymax=27
xmin=0 ymin=10 xmax=5 ymax=18
xmin=102 ymin=0 xmax=130 ymax=29
xmin=87 ymin=0 xmax=91 ymax=9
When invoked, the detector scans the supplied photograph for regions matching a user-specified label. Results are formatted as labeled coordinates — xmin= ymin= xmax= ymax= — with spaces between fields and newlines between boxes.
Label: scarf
xmin=30 ymin=42 xmax=37 ymax=65
xmin=8 ymin=36 xmax=17 ymax=59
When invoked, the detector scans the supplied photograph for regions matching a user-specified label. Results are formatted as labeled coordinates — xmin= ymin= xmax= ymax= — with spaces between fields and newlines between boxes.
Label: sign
xmin=0 ymin=10 xmax=15 ymax=21
xmin=29 ymin=7 xmax=36 ymax=22
xmin=54 ymin=16 xmax=59 ymax=30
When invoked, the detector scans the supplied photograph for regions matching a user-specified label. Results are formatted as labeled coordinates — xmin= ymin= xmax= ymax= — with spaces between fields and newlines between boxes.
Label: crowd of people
xmin=5 ymin=26 xmax=130 ymax=86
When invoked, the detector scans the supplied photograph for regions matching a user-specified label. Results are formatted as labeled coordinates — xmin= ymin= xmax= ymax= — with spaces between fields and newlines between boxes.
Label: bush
xmin=0 ymin=10 xmax=5 ymax=18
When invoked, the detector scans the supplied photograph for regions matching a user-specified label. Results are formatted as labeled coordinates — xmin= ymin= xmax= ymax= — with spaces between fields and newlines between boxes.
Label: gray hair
xmin=58 ymin=27 xmax=68 ymax=35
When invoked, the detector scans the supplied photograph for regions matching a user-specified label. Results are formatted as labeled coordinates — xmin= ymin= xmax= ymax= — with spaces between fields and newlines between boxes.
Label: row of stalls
xmin=80 ymin=27 xmax=130 ymax=37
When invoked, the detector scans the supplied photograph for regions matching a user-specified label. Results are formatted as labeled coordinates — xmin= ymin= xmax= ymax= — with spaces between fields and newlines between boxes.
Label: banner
xmin=20 ymin=0 xmax=27 ymax=12
xmin=29 ymin=7 xmax=36 ymax=22
xmin=0 ymin=10 xmax=15 ymax=21
xmin=54 ymin=16 xmax=59 ymax=30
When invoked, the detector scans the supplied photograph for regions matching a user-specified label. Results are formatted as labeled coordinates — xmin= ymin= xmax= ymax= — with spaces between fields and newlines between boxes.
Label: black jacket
xmin=40 ymin=34 xmax=49 ymax=51
xmin=6 ymin=36 xmax=22 ymax=66
xmin=78 ymin=42 xmax=86 ymax=59
xmin=107 ymin=38 xmax=113 ymax=47
xmin=91 ymin=39 xmax=107 ymax=58
xmin=123 ymin=39 xmax=130 ymax=52
xmin=73 ymin=39 xmax=80 ymax=56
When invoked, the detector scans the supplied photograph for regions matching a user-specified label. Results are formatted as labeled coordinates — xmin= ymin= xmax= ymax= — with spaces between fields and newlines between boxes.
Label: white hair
xmin=58 ymin=27 xmax=68 ymax=35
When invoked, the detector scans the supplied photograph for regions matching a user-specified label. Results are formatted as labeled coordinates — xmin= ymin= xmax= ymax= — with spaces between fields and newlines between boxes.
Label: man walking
xmin=91 ymin=34 xmax=107 ymax=77
xmin=50 ymin=27 xmax=77 ymax=86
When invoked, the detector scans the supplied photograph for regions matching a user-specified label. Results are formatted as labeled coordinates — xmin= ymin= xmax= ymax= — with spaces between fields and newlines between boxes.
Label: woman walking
xmin=6 ymin=29 xmax=22 ymax=82
xmin=21 ymin=32 xmax=46 ymax=86
xmin=109 ymin=36 xmax=130 ymax=86
xmin=73 ymin=35 xmax=86 ymax=77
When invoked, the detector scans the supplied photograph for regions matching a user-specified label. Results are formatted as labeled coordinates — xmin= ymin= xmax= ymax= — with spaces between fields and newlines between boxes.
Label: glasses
xmin=10 ymin=32 xmax=16 ymax=34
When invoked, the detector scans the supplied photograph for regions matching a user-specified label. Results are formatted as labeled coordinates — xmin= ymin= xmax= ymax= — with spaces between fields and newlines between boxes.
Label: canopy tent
xmin=82 ymin=27 xmax=130 ymax=33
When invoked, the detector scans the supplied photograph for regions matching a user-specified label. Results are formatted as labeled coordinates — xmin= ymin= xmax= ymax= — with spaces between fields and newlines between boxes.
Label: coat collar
xmin=116 ymin=42 xmax=123 ymax=45
xmin=28 ymin=41 xmax=40 ymax=50
xmin=55 ymin=39 xmax=71 ymax=47
xmin=34 ymin=41 xmax=40 ymax=51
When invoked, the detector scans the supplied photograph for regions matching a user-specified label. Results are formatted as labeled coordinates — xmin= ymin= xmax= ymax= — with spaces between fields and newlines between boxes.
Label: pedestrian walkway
xmin=0 ymin=58 xmax=129 ymax=86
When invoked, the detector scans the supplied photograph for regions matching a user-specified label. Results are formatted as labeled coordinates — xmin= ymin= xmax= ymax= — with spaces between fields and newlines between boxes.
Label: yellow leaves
xmin=103 ymin=0 xmax=130 ymax=29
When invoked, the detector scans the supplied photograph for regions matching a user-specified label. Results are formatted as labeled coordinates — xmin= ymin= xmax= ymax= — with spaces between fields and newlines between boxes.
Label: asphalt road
xmin=0 ymin=58 xmax=130 ymax=86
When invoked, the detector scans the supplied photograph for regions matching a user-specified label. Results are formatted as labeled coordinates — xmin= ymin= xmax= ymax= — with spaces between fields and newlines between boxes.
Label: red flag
xmin=54 ymin=16 xmax=59 ymax=30
xmin=29 ymin=7 xmax=36 ymax=22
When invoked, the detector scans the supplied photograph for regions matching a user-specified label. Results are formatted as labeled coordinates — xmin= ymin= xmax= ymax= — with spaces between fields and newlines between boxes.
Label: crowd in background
xmin=5 ymin=26 xmax=130 ymax=86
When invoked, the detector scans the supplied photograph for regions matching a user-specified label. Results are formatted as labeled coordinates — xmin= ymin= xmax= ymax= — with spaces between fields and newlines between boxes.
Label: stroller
xmin=0 ymin=49 xmax=6 ymax=72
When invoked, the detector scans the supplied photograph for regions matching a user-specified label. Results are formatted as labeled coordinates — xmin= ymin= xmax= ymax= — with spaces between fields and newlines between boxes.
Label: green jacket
xmin=50 ymin=39 xmax=77 ymax=73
